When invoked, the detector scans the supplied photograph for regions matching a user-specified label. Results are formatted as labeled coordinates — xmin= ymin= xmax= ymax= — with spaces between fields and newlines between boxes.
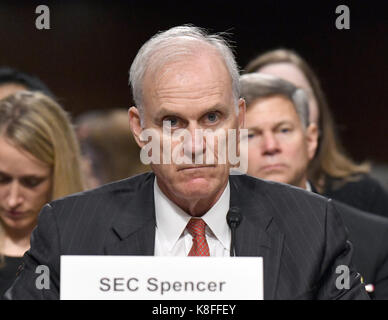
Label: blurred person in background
xmin=244 ymin=49 xmax=388 ymax=217
xmin=240 ymin=73 xmax=388 ymax=299
xmin=75 ymin=109 xmax=149 ymax=189
xmin=0 ymin=91 xmax=84 ymax=297
xmin=0 ymin=67 xmax=54 ymax=100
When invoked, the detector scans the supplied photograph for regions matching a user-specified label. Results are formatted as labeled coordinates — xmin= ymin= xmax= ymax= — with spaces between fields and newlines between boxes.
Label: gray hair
xmin=240 ymin=73 xmax=310 ymax=128
xmin=129 ymin=25 xmax=240 ymax=124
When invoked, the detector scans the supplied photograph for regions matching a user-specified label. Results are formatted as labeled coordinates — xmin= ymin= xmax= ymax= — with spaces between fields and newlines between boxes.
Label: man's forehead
xmin=143 ymin=57 xmax=232 ymax=105
xmin=247 ymin=96 xmax=301 ymax=125
xmin=145 ymin=49 xmax=230 ymax=87
xmin=249 ymin=95 xmax=295 ymax=111
xmin=153 ymin=76 xmax=228 ymax=98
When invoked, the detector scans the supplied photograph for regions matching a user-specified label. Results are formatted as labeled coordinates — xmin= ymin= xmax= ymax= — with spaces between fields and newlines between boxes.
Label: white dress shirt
xmin=154 ymin=178 xmax=231 ymax=257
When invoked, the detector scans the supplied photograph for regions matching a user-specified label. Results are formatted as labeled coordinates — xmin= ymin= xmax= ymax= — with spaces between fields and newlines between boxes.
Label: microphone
xmin=226 ymin=207 xmax=242 ymax=257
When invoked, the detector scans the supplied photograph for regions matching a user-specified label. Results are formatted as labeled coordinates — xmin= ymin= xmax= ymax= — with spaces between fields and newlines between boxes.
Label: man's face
xmin=130 ymin=50 xmax=244 ymax=212
xmin=245 ymin=95 xmax=317 ymax=189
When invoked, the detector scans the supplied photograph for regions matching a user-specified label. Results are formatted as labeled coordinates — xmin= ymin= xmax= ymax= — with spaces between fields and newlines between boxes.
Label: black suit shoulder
xmin=51 ymin=172 xmax=154 ymax=208
xmin=323 ymin=174 xmax=388 ymax=218
xmin=49 ymin=172 xmax=154 ymax=217
xmin=45 ymin=172 xmax=155 ymax=255
xmin=231 ymin=174 xmax=330 ymax=229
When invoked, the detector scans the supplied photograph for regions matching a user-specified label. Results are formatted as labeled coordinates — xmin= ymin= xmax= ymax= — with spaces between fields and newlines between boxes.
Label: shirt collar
xmin=201 ymin=182 xmax=230 ymax=250
xmin=154 ymin=178 xmax=230 ymax=252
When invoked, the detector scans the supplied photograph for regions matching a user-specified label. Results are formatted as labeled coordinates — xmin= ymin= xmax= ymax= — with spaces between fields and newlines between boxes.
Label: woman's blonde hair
xmin=0 ymin=91 xmax=84 ymax=200
xmin=244 ymin=49 xmax=370 ymax=191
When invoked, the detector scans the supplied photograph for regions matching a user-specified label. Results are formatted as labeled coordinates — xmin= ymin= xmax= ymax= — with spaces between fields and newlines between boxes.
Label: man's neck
xmin=292 ymin=176 xmax=308 ymax=190
xmin=156 ymin=178 xmax=229 ymax=217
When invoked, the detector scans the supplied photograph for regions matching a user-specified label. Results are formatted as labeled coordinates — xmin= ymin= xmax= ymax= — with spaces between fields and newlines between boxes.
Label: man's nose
xmin=184 ymin=125 xmax=206 ymax=159
xmin=261 ymin=132 xmax=280 ymax=156
xmin=6 ymin=181 xmax=23 ymax=209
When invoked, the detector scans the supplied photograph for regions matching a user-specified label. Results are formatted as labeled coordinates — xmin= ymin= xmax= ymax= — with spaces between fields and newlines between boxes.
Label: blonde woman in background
xmin=0 ymin=91 xmax=84 ymax=296
xmin=244 ymin=49 xmax=388 ymax=217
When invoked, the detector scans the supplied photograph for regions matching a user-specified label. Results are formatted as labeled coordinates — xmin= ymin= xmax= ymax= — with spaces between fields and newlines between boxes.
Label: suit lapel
xmin=230 ymin=176 xmax=284 ymax=300
xmin=104 ymin=174 xmax=284 ymax=299
xmin=104 ymin=173 xmax=156 ymax=256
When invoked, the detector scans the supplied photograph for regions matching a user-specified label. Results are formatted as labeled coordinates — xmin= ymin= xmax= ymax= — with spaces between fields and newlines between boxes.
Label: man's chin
xmin=180 ymin=178 xmax=213 ymax=195
xmin=173 ymin=176 xmax=225 ymax=201
xmin=259 ymin=172 xmax=290 ymax=185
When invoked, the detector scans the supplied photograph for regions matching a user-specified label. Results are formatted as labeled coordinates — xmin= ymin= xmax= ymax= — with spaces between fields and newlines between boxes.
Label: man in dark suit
xmin=5 ymin=25 xmax=369 ymax=299
xmin=241 ymin=72 xmax=388 ymax=299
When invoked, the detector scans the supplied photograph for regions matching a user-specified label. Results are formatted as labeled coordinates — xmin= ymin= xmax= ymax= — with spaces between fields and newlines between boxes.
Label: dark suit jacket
xmin=323 ymin=174 xmax=388 ymax=218
xmin=5 ymin=173 xmax=369 ymax=300
xmin=326 ymin=200 xmax=388 ymax=299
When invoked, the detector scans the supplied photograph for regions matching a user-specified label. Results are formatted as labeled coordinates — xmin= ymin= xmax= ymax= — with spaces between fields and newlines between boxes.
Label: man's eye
xmin=163 ymin=117 xmax=179 ymax=127
xmin=205 ymin=112 xmax=219 ymax=123
xmin=247 ymin=133 xmax=255 ymax=139
xmin=280 ymin=128 xmax=291 ymax=134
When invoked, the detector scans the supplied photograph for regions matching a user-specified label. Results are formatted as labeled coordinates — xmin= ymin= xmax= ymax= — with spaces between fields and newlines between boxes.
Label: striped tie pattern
xmin=186 ymin=218 xmax=210 ymax=256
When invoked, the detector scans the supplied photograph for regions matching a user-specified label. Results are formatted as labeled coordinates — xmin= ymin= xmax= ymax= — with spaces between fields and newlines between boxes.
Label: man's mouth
xmin=260 ymin=164 xmax=287 ymax=172
xmin=178 ymin=165 xmax=215 ymax=171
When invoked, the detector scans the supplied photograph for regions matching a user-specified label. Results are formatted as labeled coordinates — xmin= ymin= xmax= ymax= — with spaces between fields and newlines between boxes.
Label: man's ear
xmin=238 ymin=98 xmax=246 ymax=128
xmin=235 ymin=98 xmax=246 ymax=161
xmin=306 ymin=122 xmax=318 ymax=160
xmin=128 ymin=106 xmax=145 ymax=148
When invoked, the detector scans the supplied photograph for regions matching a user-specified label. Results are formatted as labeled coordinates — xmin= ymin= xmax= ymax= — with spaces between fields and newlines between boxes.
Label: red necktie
xmin=186 ymin=218 xmax=210 ymax=256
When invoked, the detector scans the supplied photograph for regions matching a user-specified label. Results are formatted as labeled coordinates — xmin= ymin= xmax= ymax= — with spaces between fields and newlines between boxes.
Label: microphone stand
xmin=226 ymin=207 xmax=242 ymax=257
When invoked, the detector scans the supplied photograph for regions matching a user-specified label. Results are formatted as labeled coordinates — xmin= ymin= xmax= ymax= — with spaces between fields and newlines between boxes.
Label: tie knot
xmin=186 ymin=218 xmax=207 ymax=238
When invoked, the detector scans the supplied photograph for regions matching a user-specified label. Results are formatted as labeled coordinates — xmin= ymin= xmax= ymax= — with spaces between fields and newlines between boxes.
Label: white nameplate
xmin=60 ymin=256 xmax=263 ymax=300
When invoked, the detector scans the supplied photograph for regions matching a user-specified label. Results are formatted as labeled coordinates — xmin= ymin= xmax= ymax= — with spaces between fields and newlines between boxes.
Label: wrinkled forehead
xmin=147 ymin=38 xmax=214 ymax=70
xmin=143 ymin=47 xmax=233 ymax=101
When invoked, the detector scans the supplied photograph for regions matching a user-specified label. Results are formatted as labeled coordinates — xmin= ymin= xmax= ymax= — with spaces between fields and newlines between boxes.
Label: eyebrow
xmin=153 ymin=103 xmax=229 ymax=121
xmin=247 ymin=120 xmax=294 ymax=130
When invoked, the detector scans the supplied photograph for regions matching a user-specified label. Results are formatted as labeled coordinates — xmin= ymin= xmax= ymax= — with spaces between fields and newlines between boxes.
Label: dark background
xmin=0 ymin=0 xmax=387 ymax=163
